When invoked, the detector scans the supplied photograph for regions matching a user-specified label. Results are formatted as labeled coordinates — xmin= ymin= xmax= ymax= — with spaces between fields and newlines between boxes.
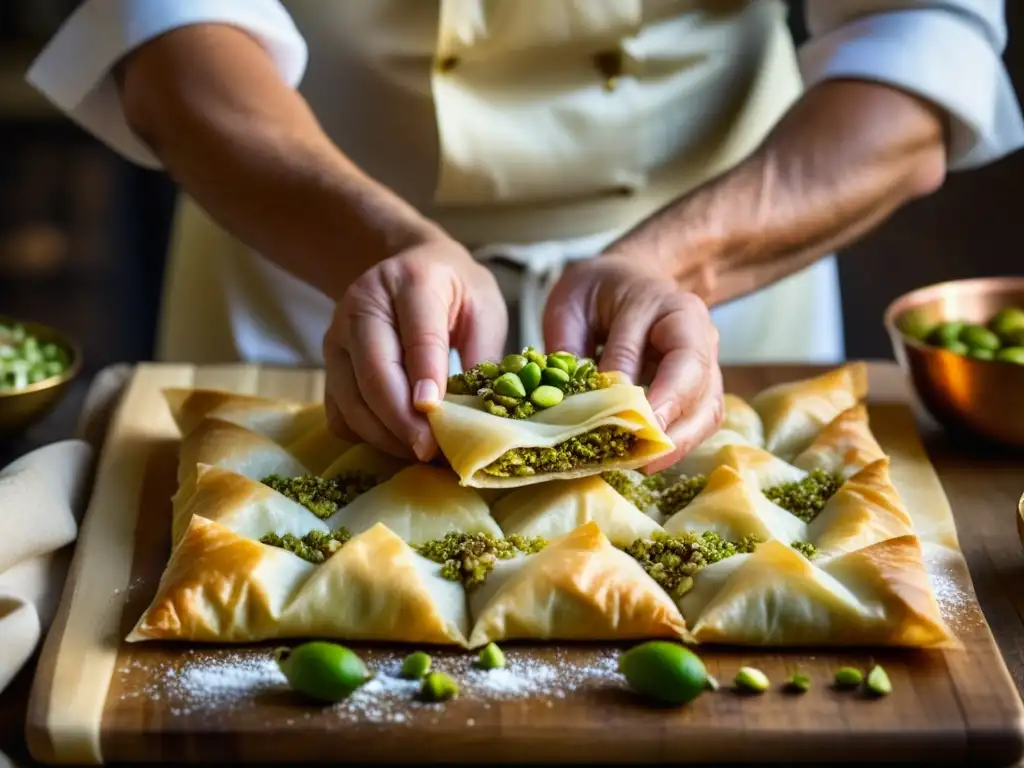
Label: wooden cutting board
xmin=24 ymin=363 xmax=1024 ymax=765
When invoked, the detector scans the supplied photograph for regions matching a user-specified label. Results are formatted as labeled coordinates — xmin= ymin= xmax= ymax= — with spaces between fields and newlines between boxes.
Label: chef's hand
xmin=323 ymin=238 xmax=507 ymax=462
xmin=544 ymin=256 xmax=723 ymax=474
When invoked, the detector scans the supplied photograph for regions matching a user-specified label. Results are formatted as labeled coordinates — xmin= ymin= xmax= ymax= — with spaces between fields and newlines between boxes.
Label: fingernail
xmin=413 ymin=433 xmax=436 ymax=463
xmin=413 ymin=379 xmax=440 ymax=408
xmin=654 ymin=406 xmax=672 ymax=432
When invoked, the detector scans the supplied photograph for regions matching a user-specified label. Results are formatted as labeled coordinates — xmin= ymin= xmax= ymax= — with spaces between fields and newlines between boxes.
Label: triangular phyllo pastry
xmin=172 ymin=418 xmax=310 ymax=542
xmin=490 ymin=474 xmax=665 ymax=547
xmin=129 ymin=518 xmax=470 ymax=646
xmin=712 ymin=444 xmax=808 ymax=490
xmin=808 ymin=459 xmax=915 ymax=557
xmin=679 ymin=537 xmax=956 ymax=647
xmin=721 ymin=394 xmax=765 ymax=447
xmin=663 ymin=465 xmax=808 ymax=545
xmin=321 ymin=442 xmax=409 ymax=484
xmin=467 ymin=522 xmax=687 ymax=647
xmin=281 ymin=414 xmax=353 ymax=475
xmin=428 ymin=372 xmax=673 ymax=489
xmin=163 ymin=387 xmax=316 ymax=444
xmin=749 ymin=363 xmax=869 ymax=461
xmin=176 ymin=464 xmax=330 ymax=543
xmin=330 ymin=464 xmax=501 ymax=545
xmin=792 ymin=404 xmax=886 ymax=480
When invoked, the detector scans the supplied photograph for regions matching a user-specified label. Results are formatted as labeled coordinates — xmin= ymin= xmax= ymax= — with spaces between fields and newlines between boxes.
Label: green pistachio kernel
xmin=929 ymin=321 xmax=965 ymax=348
xmin=400 ymin=651 xmax=432 ymax=680
xmin=960 ymin=324 xmax=1002 ymax=352
xmin=500 ymin=354 xmax=528 ymax=374
xmin=478 ymin=361 xmax=501 ymax=378
xmin=989 ymin=307 xmax=1024 ymax=338
xmin=518 ymin=361 xmax=543 ymax=393
xmin=943 ymin=340 xmax=970 ymax=356
xmin=866 ymin=665 xmax=892 ymax=696
xmin=420 ymin=672 xmax=459 ymax=702
xmin=834 ymin=667 xmax=864 ymax=688
xmin=546 ymin=354 xmax=570 ymax=373
xmin=476 ymin=642 xmax=506 ymax=670
xmin=494 ymin=372 xmax=526 ymax=398
xmin=996 ymin=346 xmax=1024 ymax=365
xmin=574 ymin=360 xmax=595 ymax=380
xmin=542 ymin=367 xmax=571 ymax=388
xmin=550 ymin=351 xmax=578 ymax=375
xmin=899 ymin=310 xmax=935 ymax=342
xmin=276 ymin=642 xmax=371 ymax=703
xmin=523 ymin=347 xmax=548 ymax=368
xmin=969 ymin=348 xmax=996 ymax=360
xmin=530 ymin=384 xmax=564 ymax=409
xmin=786 ymin=672 xmax=811 ymax=693
xmin=734 ymin=667 xmax=770 ymax=693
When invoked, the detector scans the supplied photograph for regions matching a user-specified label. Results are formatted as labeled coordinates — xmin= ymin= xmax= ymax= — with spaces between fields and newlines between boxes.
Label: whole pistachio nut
xmin=518 ymin=362 xmax=543 ymax=393
xmin=500 ymin=354 xmax=528 ymax=374
xmin=494 ymin=372 xmax=527 ymax=398
xmin=400 ymin=651 xmax=432 ymax=680
xmin=420 ymin=672 xmax=459 ymax=702
xmin=478 ymin=361 xmax=501 ymax=379
xmin=834 ymin=667 xmax=863 ymax=688
xmin=542 ymin=367 xmax=571 ymax=388
xmin=476 ymin=642 xmax=506 ymax=670
xmin=546 ymin=354 xmax=570 ymax=373
xmin=523 ymin=348 xmax=548 ymax=369
xmin=996 ymin=346 xmax=1024 ymax=365
xmin=531 ymin=385 xmax=564 ymax=409
xmin=786 ymin=672 xmax=811 ymax=693
xmin=866 ymin=665 xmax=891 ymax=696
xmin=574 ymin=360 xmax=595 ymax=380
xmin=551 ymin=351 xmax=578 ymax=375
xmin=960 ymin=324 xmax=1001 ymax=352
xmin=734 ymin=667 xmax=770 ymax=693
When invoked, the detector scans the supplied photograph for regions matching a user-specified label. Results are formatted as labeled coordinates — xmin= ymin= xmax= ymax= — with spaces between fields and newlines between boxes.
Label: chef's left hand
xmin=543 ymin=256 xmax=723 ymax=474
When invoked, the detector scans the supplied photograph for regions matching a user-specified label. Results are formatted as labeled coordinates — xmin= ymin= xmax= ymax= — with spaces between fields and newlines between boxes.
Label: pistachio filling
xmin=260 ymin=528 xmax=352 ymax=564
xmin=416 ymin=532 xmax=547 ymax=589
xmin=482 ymin=426 xmax=637 ymax=478
xmin=261 ymin=471 xmax=380 ymax=519
xmin=791 ymin=540 xmax=818 ymax=560
xmin=447 ymin=346 xmax=609 ymax=419
xmin=602 ymin=470 xmax=708 ymax=517
xmin=623 ymin=531 xmax=762 ymax=600
xmin=762 ymin=469 xmax=841 ymax=523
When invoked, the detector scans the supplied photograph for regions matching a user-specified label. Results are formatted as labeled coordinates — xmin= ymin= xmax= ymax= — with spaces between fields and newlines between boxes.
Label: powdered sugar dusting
xmin=922 ymin=544 xmax=980 ymax=634
xmin=118 ymin=647 xmax=627 ymax=724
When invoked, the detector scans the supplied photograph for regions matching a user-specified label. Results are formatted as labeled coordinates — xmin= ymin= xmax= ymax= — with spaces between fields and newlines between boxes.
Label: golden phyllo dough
xmin=128 ymin=518 xmax=470 ymax=645
xmin=427 ymin=374 xmax=674 ymax=489
xmin=467 ymin=522 xmax=688 ymax=647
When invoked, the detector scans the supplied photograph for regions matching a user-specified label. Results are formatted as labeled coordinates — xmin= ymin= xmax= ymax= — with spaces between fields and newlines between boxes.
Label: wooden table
xmin=3 ymin=362 xmax=1024 ymax=766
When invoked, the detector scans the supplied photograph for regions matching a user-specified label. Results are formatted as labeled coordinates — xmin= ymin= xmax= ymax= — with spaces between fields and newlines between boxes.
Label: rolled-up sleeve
xmin=25 ymin=0 xmax=309 ymax=169
xmin=800 ymin=1 xmax=1024 ymax=170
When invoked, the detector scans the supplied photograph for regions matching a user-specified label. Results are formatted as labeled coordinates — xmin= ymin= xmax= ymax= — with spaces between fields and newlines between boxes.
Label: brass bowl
xmin=884 ymin=277 xmax=1024 ymax=447
xmin=0 ymin=316 xmax=82 ymax=438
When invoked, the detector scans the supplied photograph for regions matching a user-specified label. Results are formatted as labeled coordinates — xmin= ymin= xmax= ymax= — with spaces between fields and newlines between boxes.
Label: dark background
xmin=0 ymin=1 xmax=1020 ymax=377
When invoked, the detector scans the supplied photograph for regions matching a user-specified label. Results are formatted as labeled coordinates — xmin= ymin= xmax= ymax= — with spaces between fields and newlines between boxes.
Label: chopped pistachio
xmin=657 ymin=475 xmax=709 ymax=517
xmin=260 ymin=528 xmax=351 ymax=564
xmin=791 ymin=540 xmax=819 ymax=560
xmin=417 ymin=532 xmax=546 ymax=589
xmin=834 ymin=667 xmax=864 ymax=688
xmin=866 ymin=665 xmax=891 ymax=696
xmin=622 ymin=531 xmax=762 ymax=600
xmin=602 ymin=470 xmax=658 ymax=511
xmin=476 ymin=642 xmax=506 ymax=670
xmin=400 ymin=651 xmax=432 ymax=680
xmin=734 ymin=667 xmax=770 ymax=693
xmin=482 ymin=425 xmax=637 ymax=478
xmin=420 ymin=672 xmax=459 ymax=702
xmin=447 ymin=365 xmax=496 ymax=395
xmin=786 ymin=672 xmax=811 ymax=693
xmin=763 ymin=469 xmax=842 ymax=523
xmin=523 ymin=347 xmax=548 ymax=369
xmin=261 ymin=472 xmax=378 ymax=519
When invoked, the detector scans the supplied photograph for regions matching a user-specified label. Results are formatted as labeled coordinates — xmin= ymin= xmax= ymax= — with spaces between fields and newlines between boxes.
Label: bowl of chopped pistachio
xmin=884 ymin=277 xmax=1024 ymax=447
xmin=0 ymin=317 xmax=81 ymax=437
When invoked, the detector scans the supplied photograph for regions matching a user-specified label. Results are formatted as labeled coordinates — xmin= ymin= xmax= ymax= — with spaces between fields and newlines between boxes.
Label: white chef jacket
xmin=26 ymin=0 xmax=1024 ymax=368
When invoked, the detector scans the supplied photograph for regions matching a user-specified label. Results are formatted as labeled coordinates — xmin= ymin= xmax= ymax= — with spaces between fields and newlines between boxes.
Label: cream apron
xmin=156 ymin=0 xmax=844 ymax=367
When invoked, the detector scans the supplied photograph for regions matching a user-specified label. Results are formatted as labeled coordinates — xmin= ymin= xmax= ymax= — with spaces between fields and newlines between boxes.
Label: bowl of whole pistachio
xmin=884 ymin=277 xmax=1024 ymax=447
xmin=0 ymin=317 xmax=82 ymax=437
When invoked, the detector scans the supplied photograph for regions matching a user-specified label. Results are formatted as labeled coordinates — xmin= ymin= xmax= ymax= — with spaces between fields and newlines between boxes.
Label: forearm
xmin=608 ymin=80 xmax=948 ymax=305
xmin=118 ymin=23 xmax=444 ymax=301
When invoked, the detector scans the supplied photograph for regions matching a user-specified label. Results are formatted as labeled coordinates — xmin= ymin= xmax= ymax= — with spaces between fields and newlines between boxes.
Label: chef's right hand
xmin=323 ymin=238 xmax=508 ymax=462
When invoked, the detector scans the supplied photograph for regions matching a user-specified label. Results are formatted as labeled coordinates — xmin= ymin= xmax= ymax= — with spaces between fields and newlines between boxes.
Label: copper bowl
xmin=0 ymin=316 xmax=82 ymax=438
xmin=884 ymin=277 xmax=1024 ymax=447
